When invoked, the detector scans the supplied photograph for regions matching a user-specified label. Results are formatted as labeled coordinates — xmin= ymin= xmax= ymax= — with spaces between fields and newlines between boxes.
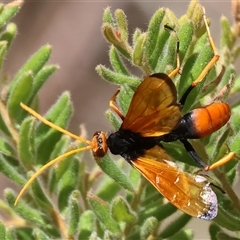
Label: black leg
xmin=180 ymin=139 xmax=207 ymax=168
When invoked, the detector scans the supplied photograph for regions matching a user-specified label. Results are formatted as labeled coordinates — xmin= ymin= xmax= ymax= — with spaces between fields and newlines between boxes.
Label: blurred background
xmin=2 ymin=0 xmax=238 ymax=239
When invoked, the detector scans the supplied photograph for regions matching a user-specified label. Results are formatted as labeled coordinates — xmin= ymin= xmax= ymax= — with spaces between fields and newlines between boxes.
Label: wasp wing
xmin=130 ymin=146 xmax=217 ymax=220
xmin=121 ymin=73 xmax=181 ymax=137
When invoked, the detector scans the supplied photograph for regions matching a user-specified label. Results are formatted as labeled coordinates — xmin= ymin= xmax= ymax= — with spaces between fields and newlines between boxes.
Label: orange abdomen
xmin=190 ymin=102 xmax=231 ymax=138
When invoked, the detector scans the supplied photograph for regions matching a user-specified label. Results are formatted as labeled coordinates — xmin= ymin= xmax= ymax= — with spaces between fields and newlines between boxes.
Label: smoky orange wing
xmin=121 ymin=73 xmax=181 ymax=137
xmin=130 ymin=146 xmax=217 ymax=220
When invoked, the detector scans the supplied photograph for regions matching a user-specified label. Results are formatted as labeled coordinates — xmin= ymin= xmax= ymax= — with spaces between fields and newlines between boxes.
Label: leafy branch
xmin=0 ymin=0 xmax=239 ymax=239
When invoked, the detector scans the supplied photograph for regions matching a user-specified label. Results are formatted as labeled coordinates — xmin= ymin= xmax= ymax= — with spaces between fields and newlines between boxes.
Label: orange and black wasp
xmin=14 ymin=8 xmax=235 ymax=220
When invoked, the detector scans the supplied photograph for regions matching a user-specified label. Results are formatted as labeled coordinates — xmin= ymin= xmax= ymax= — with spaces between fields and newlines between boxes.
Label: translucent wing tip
xmin=196 ymin=175 xmax=218 ymax=220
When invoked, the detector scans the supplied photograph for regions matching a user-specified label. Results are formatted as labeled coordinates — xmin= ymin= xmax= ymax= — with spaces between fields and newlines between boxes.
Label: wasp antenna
xmin=20 ymin=103 xmax=92 ymax=145
xmin=14 ymin=145 xmax=93 ymax=206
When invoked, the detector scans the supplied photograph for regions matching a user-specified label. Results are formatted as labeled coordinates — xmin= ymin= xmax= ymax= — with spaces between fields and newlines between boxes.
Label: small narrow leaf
xmin=217 ymin=232 xmax=240 ymax=240
xmin=102 ymin=23 xmax=132 ymax=60
xmin=0 ymin=22 xmax=17 ymax=49
xmin=145 ymin=8 xmax=165 ymax=58
xmin=178 ymin=19 xmax=194 ymax=61
xmin=33 ymin=229 xmax=52 ymax=240
xmin=67 ymin=190 xmax=80 ymax=236
xmin=87 ymin=192 xmax=121 ymax=235
xmin=0 ymin=138 xmax=14 ymax=157
xmin=0 ymin=154 xmax=25 ymax=185
xmin=103 ymin=7 xmax=114 ymax=25
xmin=96 ymin=154 xmax=134 ymax=192
xmin=159 ymin=214 xmax=192 ymax=238
xmin=35 ymin=92 xmax=73 ymax=164
xmin=118 ymin=83 xmax=134 ymax=115
xmin=96 ymin=176 xmax=121 ymax=201
xmin=209 ymin=223 xmax=222 ymax=240
xmin=0 ymin=41 xmax=7 ymax=71
xmin=28 ymin=65 xmax=58 ymax=105
xmin=168 ymin=229 xmax=194 ymax=240
xmin=0 ymin=222 xmax=6 ymax=240
xmin=5 ymin=228 xmax=15 ymax=240
xmin=140 ymin=217 xmax=158 ymax=240
xmin=111 ymin=196 xmax=137 ymax=223
xmin=155 ymin=31 xmax=178 ymax=73
xmin=58 ymin=160 xmax=79 ymax=212
xmin=214 ymin=196 xmax=240 ymax=231
xmin=132 ymin=33 xmax=147 ymax=68
xmin=31 ymin=174 xmax=53 ymax=209
xmin=79 ymin=210 xmax=95 ymax=240
xmin=109 ymin=46 xmax=129 ymax=75
xmin=9 ymin=44 xmax=52 ymax=94
xmin=96 ymin=64 xmax=140 ymax=89
xmin=221 ymin=16 xmax=234 ymax=50
xmin=139 ymin=202 xmax=177 ymax=222
xmin=18 ymin=117 xmax=35 ymax=167
xmin=7 ymin=71 xmax=33 ymax=123
xmin=115 ymin=9 xmax=128 ymax=42
xmin=5 ymin=189 xmax=45 ymax=225
xmin=0 ymin=1 xmax=22 ymax=29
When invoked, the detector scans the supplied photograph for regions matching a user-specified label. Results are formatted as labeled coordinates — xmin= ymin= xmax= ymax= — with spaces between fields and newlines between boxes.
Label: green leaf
xmin=115 ymin=9 xmax=128 ymax=42
xmin=111 ymin=196 xmax=137 ymax=223
xmin=109 ymin=46 xmax=129 ymax=75
xmin=30 ymin=173 xmax=53 ymax=209
xmin=103 ymin=7 xmax=114 ymax=25
xmin=0 ymin=154 xmax=25 ymax=185
xmin=5 ymin=189 xmax=45 ymax=225
xmin=58 ymin=160 xmax=79 ymax=212
xmin=140 ymin=217 xmax=158 ymax=240
xmin=5 ymin=228 xmax=15 ymax=240
xmin=168 ymin=229 xmax=194 ymax=240
xmin=214 ymin=195 xmax=240 ymax=231
xmin=179 ymin=35 xmax=216 ymax=110
xmin=35 ymin=92 xmax=73 ymax=164
xmin=0 ymin=222 xmax=6 ymax=240
xmin=96 ymin=154 xmax=134 ymax=192
xmin=139 ymin=202 xmax=177 ymax=222
xmin=96 ymin=64 xmax=140 ymax=89
xmin=0 ymin=41 xmax=7 ymax=71
xmin=0 ymin=138 xmax=14 ymax=157
xmin=159 ymin=214 xmax=192 ymax=238
xmin=118 ymin=83 xmax=134 ymax=115
xmin=209 ymin=223 xmax=222 ymax=240
xmin=102 ymin=23 xmax=132 ymax=60
xmin=217 ymin=232 xmax=240 ymax=240
xmin=87 ymin=192 xmax=121 ymax=235
xmin=18 ymin=117 xmax=35 ymax=167
xmin=0 ymin=1 xmax=22 ymax=29
xmin=67 ymin=190 xmax=80 ymax=236
xmin=28 ymin=65 xmax=58 ymax=105
xmin=0 ymin=22 xmax=17 ymax=49
xmin=105 ymin=109 xmax=122 ymax=131
xmin=7 ymin=71 xmax=33 ymax=124
xmin=148 ymin=28 xmax=170 ymax=71
xmin=33 ymin=228 xmax=52 ymax=240
xmin=221 ymin=16 xmax=234 ymax=50
xmin=96 ymin=176 xmax=121 ymax=201
xmin=79 ymin=210 xmax=95 ymax=239
xmin=186 ymin=1 xmax=204 ymax=31
xmin=9 ymin=44 xmax=52 ymax=94
xmin=178 ymin=18 xmax=194 ymax=61
xmin=145 ymin=8 xmax=165 ymax=58
xmin=0 ymin=111 xmax=11 ymax=137
xmin=132 ymin=28 xmax=142 ymax=45
xmin=132 ymin=33 xmax=147 ymax=68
